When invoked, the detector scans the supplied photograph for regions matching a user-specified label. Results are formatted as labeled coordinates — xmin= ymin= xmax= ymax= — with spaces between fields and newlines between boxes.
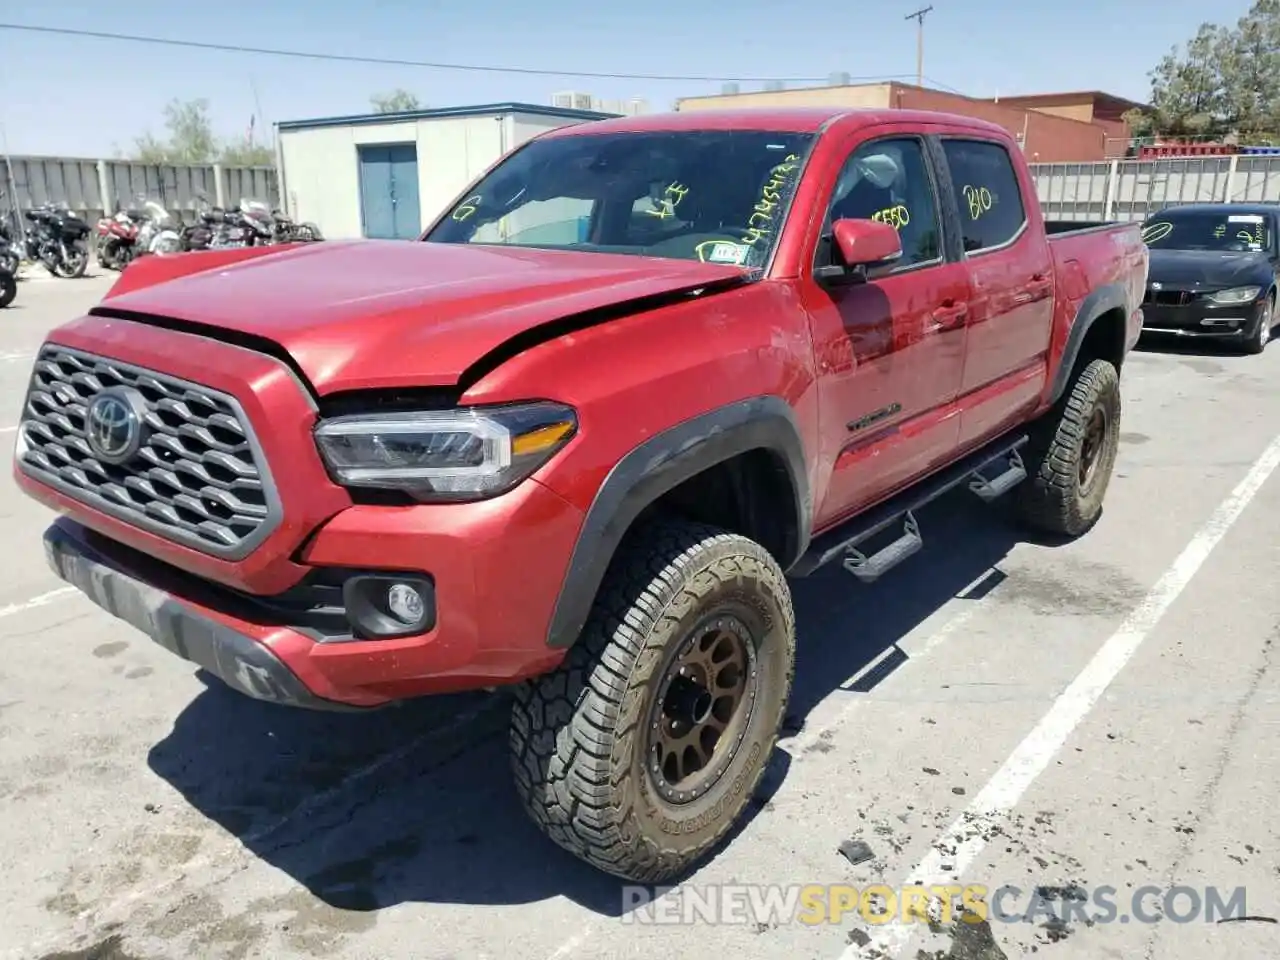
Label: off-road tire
xmin=510 ymin=519 xmax=796 ymax=883
xmin=1243 ymin=293 xmax=1274 ymax=355
xmin=1016 ymin=357 xmax=1121 ymax=537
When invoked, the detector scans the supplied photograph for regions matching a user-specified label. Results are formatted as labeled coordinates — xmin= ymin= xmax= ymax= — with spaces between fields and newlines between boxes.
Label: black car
xmin=1138 ymin=203 xmax=1277 ymax=354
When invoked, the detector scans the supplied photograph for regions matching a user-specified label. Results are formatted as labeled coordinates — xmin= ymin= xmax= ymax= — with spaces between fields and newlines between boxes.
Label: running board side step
xmin=789 ymin=431 xmax=1030 ymax=580
xmin=969 ymin=448 xmax=1027 ymax=502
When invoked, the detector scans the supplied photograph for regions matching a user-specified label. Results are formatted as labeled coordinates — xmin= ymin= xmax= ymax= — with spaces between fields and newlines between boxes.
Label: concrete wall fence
xmin=8 ymin=151 xmax=1280 ymax=239
xmin=1032 ymin=154 xmax=1280 ymax=222
xmin=1 ymin=154 xmax=278 ymax=228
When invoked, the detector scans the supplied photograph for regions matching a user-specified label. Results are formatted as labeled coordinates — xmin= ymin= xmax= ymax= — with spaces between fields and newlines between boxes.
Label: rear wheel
xmin=510 ymin=520 xmax=795 ymax=883
xmin=1243 ymin=294 xmax=1274 ymax=355
xmin=0 ymin=271 xmax=15 ymax=308
xmin=1016 ymin=357 xmax=1121 ymax=537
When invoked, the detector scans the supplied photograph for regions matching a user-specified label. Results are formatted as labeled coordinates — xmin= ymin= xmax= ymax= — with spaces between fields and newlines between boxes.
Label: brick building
xmin=675 ymin=83 xmax=1146 ymax=162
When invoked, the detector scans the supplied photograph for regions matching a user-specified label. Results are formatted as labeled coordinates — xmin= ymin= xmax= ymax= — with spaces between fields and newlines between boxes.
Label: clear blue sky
xmin=0 ymin=0 xmax=1258 ymax=158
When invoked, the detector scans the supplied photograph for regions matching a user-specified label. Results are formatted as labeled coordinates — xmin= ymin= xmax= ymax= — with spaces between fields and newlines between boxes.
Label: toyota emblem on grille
xmin=85 ymin=388 xmax=147 ymax=464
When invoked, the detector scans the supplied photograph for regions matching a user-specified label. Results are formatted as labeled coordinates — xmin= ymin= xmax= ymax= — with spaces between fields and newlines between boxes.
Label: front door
xmin=358 ymin=143 xmax=422 ymax=240
xmin=800 ymin=131 xmax=970 ymax=529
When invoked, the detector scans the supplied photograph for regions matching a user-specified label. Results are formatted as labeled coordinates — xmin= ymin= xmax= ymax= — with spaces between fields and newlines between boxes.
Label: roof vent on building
xmin=764 ymin=80 xmax=785 ymax=92
xmin=828 ymin=72 xmax=851 ymax=86
xmin=552 ymin=91 xmax=595 ymax=111
xmin=721 ymin=82 xmax=740 ymax=95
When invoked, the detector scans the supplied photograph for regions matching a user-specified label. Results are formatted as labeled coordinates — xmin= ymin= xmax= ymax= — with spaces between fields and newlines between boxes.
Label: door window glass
xmin=820 ymin=138 xmax=941 ymax=268
xmin=941 ymin=139 xmax=1027 ymax=252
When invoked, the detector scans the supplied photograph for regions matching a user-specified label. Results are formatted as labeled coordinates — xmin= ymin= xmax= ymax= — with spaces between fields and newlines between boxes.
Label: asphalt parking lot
xmin=0 ymin=268 xmax=1278 ymax=960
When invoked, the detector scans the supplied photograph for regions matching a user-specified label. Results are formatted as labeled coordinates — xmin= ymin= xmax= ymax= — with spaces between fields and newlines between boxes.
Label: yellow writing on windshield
xmin=961 ymin=185 xmax=993 ymax=220
xmin=1140 ymin=221 xmax=1173 ymax=244
xmin=871 ymin=205 xmax=911 ymax=230
xmin=642 ymin=182 xmax=689 ymax=219
xmin=743 ymin=153 xmax=802 ymax=247
xmin=452 ymin=195 xmax=482 ymax=222
xmin=1213 ymin=223 xmax=1226 ymax=238
xmin=1237 ymin=221 xmax=1266 ymax=246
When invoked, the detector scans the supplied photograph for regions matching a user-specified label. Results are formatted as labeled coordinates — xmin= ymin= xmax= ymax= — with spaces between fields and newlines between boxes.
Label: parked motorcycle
xmin=20 ymin=202 xmax=90 ymax=278
xmin=132 ymin=197 xmax=182 ymax=256
xmin=270 ymin=208 xmax=323 ymax=243
xmin=0 ymin=193 xmax=22 ymax=275
xmin=95 ymin=209 xmax=141 ymax=271
xmin=0 ymin=264 xmax=15 ymax=308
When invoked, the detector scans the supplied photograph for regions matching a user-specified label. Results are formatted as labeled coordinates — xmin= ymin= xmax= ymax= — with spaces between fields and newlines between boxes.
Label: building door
xmin=358 ymin=143 xmax=421 ymax=239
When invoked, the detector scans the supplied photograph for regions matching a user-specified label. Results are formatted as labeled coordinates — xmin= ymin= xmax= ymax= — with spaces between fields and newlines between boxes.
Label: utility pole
xmin=905 ymin=5 xmax=933 ymax=89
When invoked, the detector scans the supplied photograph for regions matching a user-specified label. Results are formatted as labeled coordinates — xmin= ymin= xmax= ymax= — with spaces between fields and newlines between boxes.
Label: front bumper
xmin=1140 ymin=297 xmax=1266 ymax=339
xmin=44 ymin=519 xmax=349 ymax=709
xmin=41 ymin=467 xmax=585 ymax=708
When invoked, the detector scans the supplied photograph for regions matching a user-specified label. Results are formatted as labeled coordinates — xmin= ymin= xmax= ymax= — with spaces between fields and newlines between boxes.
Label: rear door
xmin=797 ymin=127 xmax=971 ymax=529
xmin=936 ymin=137 xmax=1055 ymax=448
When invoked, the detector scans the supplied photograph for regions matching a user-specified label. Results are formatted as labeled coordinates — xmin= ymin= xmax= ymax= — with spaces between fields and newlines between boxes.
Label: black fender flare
xmin=544 ymin=395 xmax=812 ymax=649
xmin=1048 ymin=282 xmax=1127 ymax=406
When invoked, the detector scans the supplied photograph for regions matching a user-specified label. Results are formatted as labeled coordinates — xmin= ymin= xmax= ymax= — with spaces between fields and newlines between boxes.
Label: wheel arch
xmin=544 ymin=396 xmax=812 ymax=650
xmin=1049 ymin=282 xmax=1128 ymax=406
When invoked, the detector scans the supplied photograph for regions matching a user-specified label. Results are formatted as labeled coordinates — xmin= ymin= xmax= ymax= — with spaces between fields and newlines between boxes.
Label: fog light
xmin=387 ymin=583 xmax=425 ymax=624
xmin=342 ymin=573 xmax=437 ymax=639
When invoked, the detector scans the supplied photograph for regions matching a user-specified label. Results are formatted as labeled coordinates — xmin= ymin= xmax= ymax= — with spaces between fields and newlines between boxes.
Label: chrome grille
xmin=18 ymin=344 xmax=280 ymax=558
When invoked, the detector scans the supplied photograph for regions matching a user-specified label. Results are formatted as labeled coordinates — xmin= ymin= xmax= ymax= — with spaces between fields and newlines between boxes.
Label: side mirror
xmin=815 ymin=218 xmax=903 ymax=284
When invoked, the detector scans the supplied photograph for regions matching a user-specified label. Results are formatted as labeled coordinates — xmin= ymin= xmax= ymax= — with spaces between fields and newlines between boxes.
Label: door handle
xmin=930 ymin=301 xmax=969 ymax=329
xmin=1027 ymin=273 xmax=1053 ymax=297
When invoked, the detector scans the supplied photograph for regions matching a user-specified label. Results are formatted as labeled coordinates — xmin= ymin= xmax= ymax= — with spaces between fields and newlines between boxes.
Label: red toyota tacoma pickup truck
xmin=14 ymin=107 xmax=1146 ymax=882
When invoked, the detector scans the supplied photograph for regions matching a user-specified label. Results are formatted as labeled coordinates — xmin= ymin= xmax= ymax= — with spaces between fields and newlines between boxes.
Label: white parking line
xmin=0 ymin=353 xmax=32 ymax=363
xmin=0 ymin=587 xmax=76 ymax=619
xmin=843 ymin=427 xmax=1280 ymax=959
xmin=0 ymin=426 xmax=17 ymax=434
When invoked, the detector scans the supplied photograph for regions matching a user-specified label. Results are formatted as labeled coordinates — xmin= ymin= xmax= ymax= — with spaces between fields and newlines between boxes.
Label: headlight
xmin=1208 ymin=286 xmax=1263 ymax=304
xmin=314 ymin=401 xmax=577 ymax=502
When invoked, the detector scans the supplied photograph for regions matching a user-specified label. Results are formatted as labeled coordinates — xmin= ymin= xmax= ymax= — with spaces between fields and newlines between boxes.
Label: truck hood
xmin=1146 ymin=248 xmax=1274 ymax=289
xmin=96 ymin=239 xmax=752 ymax=392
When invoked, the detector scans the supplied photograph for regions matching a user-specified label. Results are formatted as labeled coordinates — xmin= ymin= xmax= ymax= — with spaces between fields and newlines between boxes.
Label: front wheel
xmin=52 ymin=242 xmax=87 ymax=278
xmin=0 ymin=271 xmax=15 ymax=308
xmin=1243 ymin=294 xmax=1274 ymax=355
xmin=510 ymin=520 xmax=795 ymax=883
xmin=1016 ymin=357 xmax=1122 ymax=537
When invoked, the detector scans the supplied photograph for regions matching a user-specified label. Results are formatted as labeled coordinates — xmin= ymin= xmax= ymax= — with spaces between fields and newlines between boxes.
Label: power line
xmin=0 ymin=22 xmax=924 ymax=86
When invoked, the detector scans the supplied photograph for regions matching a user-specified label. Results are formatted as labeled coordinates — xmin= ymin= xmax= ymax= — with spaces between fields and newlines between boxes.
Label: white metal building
xmin=275 ymin=102 xmax=617 ymax=241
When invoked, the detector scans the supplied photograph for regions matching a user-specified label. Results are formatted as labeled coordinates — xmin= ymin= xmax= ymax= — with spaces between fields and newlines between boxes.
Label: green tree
xmin=1219 ymin=0 xmax=1280 ymax=135
xmin=133 ymin=98 xmax=275 ymax=167
xmin=1135 ymin=1 xmax=1280 ymax=139
xmin=1147 ymin=23 xmax=1229 ymax=136
xmin=371 ymin=89 xmax=422 ymax=113
xmin=135 ymin=98 xmax=220 ymax=163
xmin=220 ymin=139 xmax=275 ymax=166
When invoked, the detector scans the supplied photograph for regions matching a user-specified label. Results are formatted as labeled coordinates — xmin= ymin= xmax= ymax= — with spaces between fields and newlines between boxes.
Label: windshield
xmin=424 ymin=130 xmax=815 ymax=268
xmin=1141 ymin=211 xmax=1273 ymax=253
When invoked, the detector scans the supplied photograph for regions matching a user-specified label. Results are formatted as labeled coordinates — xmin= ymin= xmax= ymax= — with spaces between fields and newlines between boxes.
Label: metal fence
xmin=1 ymin=154 xmax=279 ymax=229
xmin=1030 ymin=154 xmax=1280 ymax=222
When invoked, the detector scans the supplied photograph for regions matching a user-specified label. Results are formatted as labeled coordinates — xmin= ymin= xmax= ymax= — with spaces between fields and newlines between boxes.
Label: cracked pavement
xmin=0 ymin=271 xmax=1277 ymax=960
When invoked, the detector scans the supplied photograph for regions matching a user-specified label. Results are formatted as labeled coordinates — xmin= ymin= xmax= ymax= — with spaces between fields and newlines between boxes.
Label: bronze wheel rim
xmin=1078 ymin=406 xmax=1108 ymax=494
xmin=646 ymin=613 xmax=758 ymax=805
